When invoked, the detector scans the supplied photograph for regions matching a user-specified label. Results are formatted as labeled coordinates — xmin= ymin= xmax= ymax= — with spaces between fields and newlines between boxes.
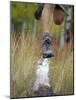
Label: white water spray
xmin=33 ymin=58 xmax=50 ymax=91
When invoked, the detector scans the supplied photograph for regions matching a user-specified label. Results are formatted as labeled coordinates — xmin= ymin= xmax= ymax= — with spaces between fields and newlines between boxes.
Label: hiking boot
xmin=42 ymin=32 xmax=54 ymax=58
xmin=34 ymin=3 xmax=44 ymax=20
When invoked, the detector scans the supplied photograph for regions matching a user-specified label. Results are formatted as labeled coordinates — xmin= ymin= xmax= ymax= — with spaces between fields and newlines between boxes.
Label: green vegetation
xmin=11 ymin=1 xmax=74 ymax=98
xmin=11 ymin=1 xmax=38 ymax=36
xmin=11 ymin=2 xmax=37 ymax=22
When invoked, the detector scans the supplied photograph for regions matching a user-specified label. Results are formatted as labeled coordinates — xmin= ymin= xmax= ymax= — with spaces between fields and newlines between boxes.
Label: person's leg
xmin=41 ymin=4 xmax=55 ymax=58
xmin=41 ymin=4 xmax=54 ymax=33
xmin=34 ymin=4 xmax=65 ymax=58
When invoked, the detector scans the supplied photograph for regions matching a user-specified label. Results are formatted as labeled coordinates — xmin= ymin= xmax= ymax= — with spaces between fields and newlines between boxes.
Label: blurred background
xmin=10 ymin=1 xmax=74 ymax=98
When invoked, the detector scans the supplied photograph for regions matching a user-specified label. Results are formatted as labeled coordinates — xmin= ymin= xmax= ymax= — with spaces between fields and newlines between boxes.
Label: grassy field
xmin=10 ymin=32 xmax=74 ymax=98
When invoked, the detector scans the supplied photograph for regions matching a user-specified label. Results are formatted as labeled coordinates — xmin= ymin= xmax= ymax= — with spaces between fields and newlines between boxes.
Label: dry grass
xmin=49 ymin=41 xmax=73 ymax=95
xmin=10 ymin=33 xmax=74 ymax=98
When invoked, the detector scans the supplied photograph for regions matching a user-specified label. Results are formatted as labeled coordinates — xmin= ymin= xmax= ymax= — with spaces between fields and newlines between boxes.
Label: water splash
xmin=33 ymin=58 xmax=50 ymax=91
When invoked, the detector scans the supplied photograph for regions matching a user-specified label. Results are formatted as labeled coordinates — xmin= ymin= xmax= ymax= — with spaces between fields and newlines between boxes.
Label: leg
xmin=41 ymin=4 xmax=55 ymax=58
xmin=41 ymin=4 xmax=55 ymax=33
xmin=34 ymin=4 xmax=65 ymax=58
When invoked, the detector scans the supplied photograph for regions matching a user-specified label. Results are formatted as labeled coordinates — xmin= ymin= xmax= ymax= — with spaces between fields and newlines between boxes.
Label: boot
xmin=42 ymin=32 xmax=54 ymax=58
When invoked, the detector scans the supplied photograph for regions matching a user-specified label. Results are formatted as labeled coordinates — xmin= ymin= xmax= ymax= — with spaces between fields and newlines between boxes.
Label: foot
xmin=42 ymin=32 xmax=54 ymax=58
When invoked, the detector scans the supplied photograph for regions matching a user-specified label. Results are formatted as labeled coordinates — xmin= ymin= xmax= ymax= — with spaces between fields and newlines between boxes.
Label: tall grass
xmin=11 ymin=32 xmax=73 ymax=98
